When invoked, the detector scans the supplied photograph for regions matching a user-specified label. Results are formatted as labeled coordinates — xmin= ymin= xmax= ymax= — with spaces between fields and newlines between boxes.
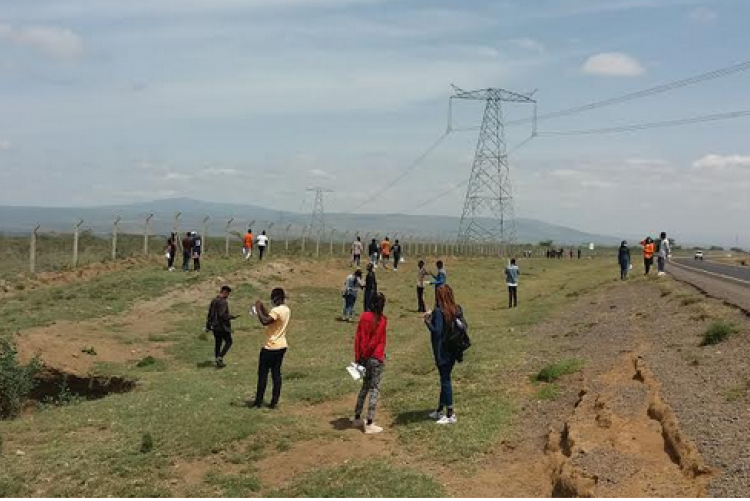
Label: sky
xmin=0 ymin=0 xmax=749 ymax=245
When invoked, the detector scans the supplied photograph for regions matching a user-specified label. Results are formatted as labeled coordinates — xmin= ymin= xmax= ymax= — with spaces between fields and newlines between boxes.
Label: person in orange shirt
xmin=380 ymin=237 xmax=391 ymax=270
xmin=243 ymin=228 xmax=254 ymax=260
xmin=640 ymin=237 xmax=655 ymax=275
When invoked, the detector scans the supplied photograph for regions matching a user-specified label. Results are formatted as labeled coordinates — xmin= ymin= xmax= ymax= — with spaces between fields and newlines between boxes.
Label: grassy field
xmin=0 ymin=253 xmax=617 ymax=497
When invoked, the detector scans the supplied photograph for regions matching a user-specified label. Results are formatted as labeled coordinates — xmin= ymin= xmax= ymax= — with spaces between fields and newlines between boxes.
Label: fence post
xmin=112 ymin=215 xmax=121 ymax=260
xmin=330 ymin=228 xmax=336 ymax=255
xmin=341 ymin=231 xmax=349 ymax=256
xmin=202 ymin=216 xmax=210 ymax=255
xmin=266 ymin=223 xmax=275 ymax=256
xmin=225 ymin=218 xmax=234 ymax=257
xmin=174 ymin=212 xmax=182 ymax=251
xmin=285 ymin=224 xmax=293 ymax=253
xmin=315 ymin=229 xmax=321 ymax=258
xmin=143 ymin=213 xmax=154 ymax=255
xmin=72 ymin=219 xmax=84 ymax=268
xmin=301 ymin=226 xmax=308 ymax=253
xmin=30 ymin=224 xmax=40 ymax=274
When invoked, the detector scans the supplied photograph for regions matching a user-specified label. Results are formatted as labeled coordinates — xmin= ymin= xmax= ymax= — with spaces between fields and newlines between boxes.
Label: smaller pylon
xmin=307 ymin=187 xmax=333 ymax=233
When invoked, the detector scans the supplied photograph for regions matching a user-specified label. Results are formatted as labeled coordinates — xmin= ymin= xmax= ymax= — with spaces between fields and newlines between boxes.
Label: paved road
xmin=671 ymin=257 xmax=750 ymax=286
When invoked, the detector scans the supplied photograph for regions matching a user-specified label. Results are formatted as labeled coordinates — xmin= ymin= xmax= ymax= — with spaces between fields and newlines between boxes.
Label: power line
xmin=537 ymin=109 xmax=750 ymax=136
xmin=508 ymin=59 xmax=750 ymax=126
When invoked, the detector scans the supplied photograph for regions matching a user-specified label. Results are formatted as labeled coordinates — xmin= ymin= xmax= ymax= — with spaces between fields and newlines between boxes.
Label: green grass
xmin=535 ymin=383 xmax=560 ymax=400
xmin=534 ymin=358 xmax=585 ymax=383
xmin=724 ymin=380 xmax=750 ymax=402
xmin=700 ymin=320 xmax=740 ymax=346
xmin=0 ymin=255 xmax=616 ymax=496
xmin=270 ymin=460 xmax=446 ymax=497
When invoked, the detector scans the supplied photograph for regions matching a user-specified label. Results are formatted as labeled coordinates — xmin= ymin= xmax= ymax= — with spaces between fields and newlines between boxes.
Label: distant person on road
xmin=165 ymin=233 xmax=177 ymax=271
xmin=342 ymin=269 xmax=364 ymax=321
xmin=192 ymin=232 xmax=203 ymax=271
xmin=506 ymin=258 xmax=520 ymax=308
xmin=429 ymin=260 xmax=447 ymax=289
xmin=392 ymin=239 xmax=402 ymax=271
xmin=424 ymin=285 xmax=465 ymax=425
xmin=416 ymin=260 xmax=429 ymax=313
xmin=256 ymin=231 xmax=269 ymax=261
xmin=577 ymin=248 xmax=582 ymax=260
xmin=364 ymin=263 xmax=378 ymax=312
xmin=250 ymin=288 xmax=290 ymax=409
xmin=352 ymin=293 xmax=388 ymax=435
xmin=618 ymin=241 xmax=631 ymax=280
xmin=351 ymin=236 xmax=363 ymax=268
xmin=657 ymin=232 xmax=671 ymax=276
xmin=569 ymin=249 xmax=573 ymax=259
xmin=206 ymin=285 xmax=238 ymax=368
xmin=368 ymin=239 xmax=379 ymax=268
xmin=243 ymin=229 xmax=254 ymax=260
xmin=380 ymin=237 xmax=391 ymax=270
xmin=640 ymin=237 xmax=655 ymax=275
xmin=181 ymin=232 xmax=193 ymax=271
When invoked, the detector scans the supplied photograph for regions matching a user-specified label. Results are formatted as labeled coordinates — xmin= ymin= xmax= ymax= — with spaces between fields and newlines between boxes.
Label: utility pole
xmin=112 ymin=215 xmax=121 ymax=260
xmin=202 ymin=216 xmax=210 ymax=255
xmin=451 ymin=85 xmax=536 ymax=245
xmin=143 ymin=213 xmax=154 ymax=255
xmin=72 ymin=219 xmax=84 ymax=268
xmin=225 ymin=218 xmax=234 ymax=257
xmin=307 ymin=187 xmax=333 ymax=234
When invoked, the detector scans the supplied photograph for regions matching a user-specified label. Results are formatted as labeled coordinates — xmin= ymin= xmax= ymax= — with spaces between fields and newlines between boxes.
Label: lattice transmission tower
xmin=307 ymin=187 xmax=333 ymax=233
xmin=451 ymin=85 xmax=536 ymax=244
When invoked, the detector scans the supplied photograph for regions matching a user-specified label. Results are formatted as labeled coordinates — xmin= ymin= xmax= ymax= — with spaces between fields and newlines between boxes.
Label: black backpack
xmin=444 ymin=308 xmax=471 ymax=362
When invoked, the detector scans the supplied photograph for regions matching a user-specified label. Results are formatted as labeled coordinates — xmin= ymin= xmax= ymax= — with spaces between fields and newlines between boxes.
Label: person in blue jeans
xmin=341 ymin=269 xmax=364 ymax=321
xmin=424 ymin=284 xmax=462 ymax=425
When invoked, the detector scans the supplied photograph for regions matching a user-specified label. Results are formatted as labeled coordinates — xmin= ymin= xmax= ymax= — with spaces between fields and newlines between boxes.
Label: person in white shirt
xmin=256 ymin=231 xmax=269 ymax=261
xmin=657 ymin=231 xmax=671 ymax=276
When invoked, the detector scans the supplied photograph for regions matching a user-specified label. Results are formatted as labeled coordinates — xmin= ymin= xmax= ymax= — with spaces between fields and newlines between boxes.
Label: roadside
xmin=669 ymin=258 xmax=750 ymax=313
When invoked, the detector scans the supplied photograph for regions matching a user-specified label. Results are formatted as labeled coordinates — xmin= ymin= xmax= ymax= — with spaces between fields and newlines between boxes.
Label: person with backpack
xmin=392 ymin=239 xmax=402 ymax=272
xmin=181 ymin=231 xmax=193 ymax=271
xmin=342 ymin=269 xmax=364 ymax=321
xmin=416 ymin=260 xmax=429 ymax=313
xmin=352 ymin=293 xmax=388 ymax=434
xmin=206 ymin=285 xmax=238 ymax=368
xmin=656 ymin=232 xmax=670 ymax=276
xmin=165 ymin=233 xmax=177 ymax=271
xmin=640 ymin=237 xmax=655 ymax=275
xmin=249 ymin=288 xmax=290 ymax=409
xmin=505 ymin=258 xmax=519 ymax=308
xmin=618 ymin=241 xmax=631 ymax=280
xmin=423 ymin=285 xmax=468 ymax=425
xmin=192 ymin=232 xmax=203 ymax=271
xmin=243 ymin=228 xmax=254 ymax=260
xmin=351 ymin=236 xmax=363 ymax=268
xmin=256 ymin=231 xmax=269 ymax=261
xmin=368 ymin=239 xmax=379 ymax=268
xmin=363 ymin=263 xmax=378 ymax=313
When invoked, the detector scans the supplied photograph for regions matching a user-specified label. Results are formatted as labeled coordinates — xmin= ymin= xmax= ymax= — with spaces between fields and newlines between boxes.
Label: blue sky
xmin=0 ymin=0 xmax=748 ymax=244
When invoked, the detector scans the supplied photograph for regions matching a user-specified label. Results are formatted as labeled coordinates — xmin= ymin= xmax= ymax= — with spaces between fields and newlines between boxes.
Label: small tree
xmin=0 ymin=339 xmax=41 ymax=419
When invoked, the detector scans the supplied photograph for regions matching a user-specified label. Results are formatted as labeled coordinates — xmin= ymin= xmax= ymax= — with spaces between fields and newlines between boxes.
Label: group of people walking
xmin=165 ymin=231 xmax=203 ymax=272
xmin=350 ymin=236 xmax=403 ymax=271
xmin=242 ymin=228 xmax=269 ymax=262
xmin=618 ymin=231 xmax=672 ymax=280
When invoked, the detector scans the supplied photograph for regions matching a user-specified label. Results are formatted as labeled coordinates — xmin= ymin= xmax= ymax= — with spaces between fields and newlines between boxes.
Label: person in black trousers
xmin=364 ymin=263 xmax=378 ymax=312
xmin=250 ymin=288 xmax=291 ymax=409
xmin=416 ymin=260 xmax=428 ymax=313
xmin=181 ymin=232 xmax=193 ymax=271
xmin=392 ymin=239 xmax=402 ymax=271
xmin=206 ymin=286 xmax=238 ymax=368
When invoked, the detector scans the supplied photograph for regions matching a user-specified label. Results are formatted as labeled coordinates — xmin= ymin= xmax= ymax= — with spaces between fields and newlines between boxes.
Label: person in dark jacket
xmin=206 ymin=285 xmax=237 ymax=368
xmin=618 ymin=241 xmax=631 ymax=280
xmin=392 ymin=239 xmax=402 ymax=272
xmin=192 ymin=232 xmax=203 ymax=271
xmin=181 ymin=232 xmax=193 ymax=271
xmin=165 ymin=233 xmax=177 ymax=271
xmin=368 ymin=239 xmax=379 ymax=268
xmin=363 ymin=263 xmax=378 ymax=312
xmin=424 ymin=284 xmax=462 ymax=425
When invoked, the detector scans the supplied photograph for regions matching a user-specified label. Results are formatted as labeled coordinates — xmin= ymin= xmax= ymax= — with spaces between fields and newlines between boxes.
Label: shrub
xmin=700 ymin=321 xmax=740 ymax=346
xmin=535 ymin=358 xmax=585 ymax=383
xmin=140 ymin=432 xmax=154 ymax=454
xmin=0 ymin=339 xmax=40 ymax=419
xmin=136 ymin=356 xmax=157 ymax=368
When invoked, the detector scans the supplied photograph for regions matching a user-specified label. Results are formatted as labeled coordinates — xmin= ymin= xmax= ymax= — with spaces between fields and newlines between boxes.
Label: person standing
xmin=181 ymin=232 xmax=193 ymax=271
xmin=206 ymin=286 xmax=238 ymax=368
xmin=416 ymin=260 xmax=429 ymax=313
xmin=364 ymin=263 xmax=378 ymax=313
xmin=165 ymin=233 xmax=177 ymax=271
xmin=250 ymin=288 xmax=290 ymax=409
xmin=430 ymin=260 xmax=447 ymax=289
xmin=351 ymin=236 xmax=363 ymax=268
xmin=243 ymin=229 xmax=254 ymax=260
xmin=505 ymin=258 xmax=519 ymax=308
xmin=368 ymin=239 xmax=379 ymax=268
xmin=640 ymin=237 xmax=655 ymax=275
xmin=424 ymin=285 xmax=463 ymax=425
xmin=192 ymin=232 xmax=203 ymax=271
xmin=380 ymin=237 xmax=391 ymax=270
xmin=392 ymin=239 xmax=402 ymax=272
xmin=342 ymin=269 xmax=364 ymax=321
xmin=618 ymin=241 xmax=631 ymax=280
xmin=657 ymin=232 xmax=670 ymax=276
xmin=352 ymin=293 xmax=388 ymax=434
xmin=256 ymin=231 xmax=269 ymax=261
xmin=577 ymin=248 xmax=582 ymax=260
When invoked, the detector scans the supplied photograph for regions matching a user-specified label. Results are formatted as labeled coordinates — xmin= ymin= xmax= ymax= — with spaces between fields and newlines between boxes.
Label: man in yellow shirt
xmin=249 ymin=288 xmax=290 ymax=409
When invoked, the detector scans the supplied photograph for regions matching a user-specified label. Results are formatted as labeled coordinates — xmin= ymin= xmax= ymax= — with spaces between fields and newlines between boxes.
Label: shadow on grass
xmin=393 ymin=409 xmax=435 ymax=426
xmin=196 ymin=360 xmax=216 ymax=369
xmin=330 ymin=417 xmax=357 ymax=431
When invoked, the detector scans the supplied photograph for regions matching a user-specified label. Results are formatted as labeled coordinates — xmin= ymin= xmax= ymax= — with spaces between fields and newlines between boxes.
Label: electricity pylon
xmin=307 ymin=187 xmax=333 ymax=233
xmin=451 ymin=85 xmax=536 ymax=244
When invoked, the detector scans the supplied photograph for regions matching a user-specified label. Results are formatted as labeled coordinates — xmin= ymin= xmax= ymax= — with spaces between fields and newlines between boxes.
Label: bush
xmin=0 ymin=339 xmax=41 ymax=419
xmin=140 ymin=432 xmax=154 ymax=454
xmin=700 ymin=321 xmax=739 ymax=346
xmin=535 ymin=358 xmax=585 ymax=383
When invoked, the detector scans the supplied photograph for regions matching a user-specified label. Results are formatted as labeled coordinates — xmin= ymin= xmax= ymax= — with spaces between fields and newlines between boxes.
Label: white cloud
xmin=0 ymin=139 xmax=11 ymax=151
xmin=0 ymin=24 xmax=84 ymax=59
xmin=582 ymin=52 xmax=645 ymax=77
xmin=688 ymin=6 xmax=717 ymax=24
xmin=200 ymin=167 xmax=242 ymax=177
xmin=310 ymin=168 xmax=337 ymax=181
xmin=692 ymin=154 xmax=750 ymax=170
xmin=508 ymin=38 xmax=546 ymax=54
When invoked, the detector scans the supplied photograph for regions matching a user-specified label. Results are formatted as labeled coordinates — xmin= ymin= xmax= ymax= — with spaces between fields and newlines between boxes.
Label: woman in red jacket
xmin=352 ymin=293 xmax=387 ymax=434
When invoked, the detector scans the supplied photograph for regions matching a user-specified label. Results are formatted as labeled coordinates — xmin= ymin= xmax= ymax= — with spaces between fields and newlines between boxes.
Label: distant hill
xmin=0 ymin=198 xmax=620 ymax=246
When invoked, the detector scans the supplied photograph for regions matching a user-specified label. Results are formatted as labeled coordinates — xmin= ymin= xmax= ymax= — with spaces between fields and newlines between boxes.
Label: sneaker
xmin=428 ymin=411 xmax=444 ymax=420
xmin=365 ymin=423 xmax=383 ymax=434
xmin=216 ymin=358 xmax=226 ymax=368
xmin=658 ymin=272 xmax=666 ymax=276
xmin=244 ymin=399 xmax=262 ymax=408
xmin=351 ymin=418 xmax=364 ymax=429
xmin=436 ymin=415 xmax=457 ymax=425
